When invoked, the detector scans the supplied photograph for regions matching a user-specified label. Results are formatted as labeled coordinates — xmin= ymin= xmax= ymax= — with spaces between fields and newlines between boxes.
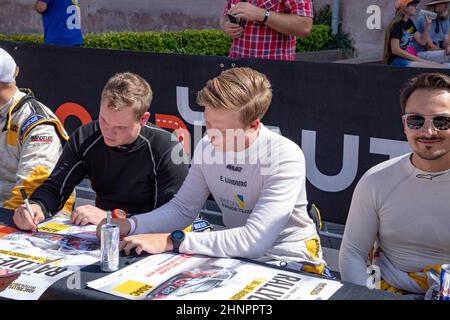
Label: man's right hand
xmin=223 ymin=21 xmax=244 ymax=39
xmin=96 ymin=218 xmax=132 ymax=239
xmin=13 ymin=204 xmax=45 ymax=232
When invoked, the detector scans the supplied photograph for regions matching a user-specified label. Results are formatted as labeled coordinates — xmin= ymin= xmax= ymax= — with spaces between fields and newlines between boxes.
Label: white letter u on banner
xmin=302 ymin=130 xmax=359 ymax=192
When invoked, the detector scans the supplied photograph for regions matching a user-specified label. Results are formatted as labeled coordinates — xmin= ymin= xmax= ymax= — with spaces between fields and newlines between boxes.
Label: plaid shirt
xmin=224 ymin=0 xmax=313 ymax=61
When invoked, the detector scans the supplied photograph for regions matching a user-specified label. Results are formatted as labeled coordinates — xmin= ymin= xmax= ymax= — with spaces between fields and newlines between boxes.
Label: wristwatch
xmin=261 ymin=9 xmax=270 ymax=24
xmin=170 ymin=230 xmax=185 ymax=252
xmin=112 ymin=209 xmax=127 ymax=219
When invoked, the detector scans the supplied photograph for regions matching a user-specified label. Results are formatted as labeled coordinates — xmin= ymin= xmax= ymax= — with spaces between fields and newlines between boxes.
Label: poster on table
xmin=0 ymin=215 xmax=100 ymax=300
xmin=87 ymin=253 xmax=343 ymax=300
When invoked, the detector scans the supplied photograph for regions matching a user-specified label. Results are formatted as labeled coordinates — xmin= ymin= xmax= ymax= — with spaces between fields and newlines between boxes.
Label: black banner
xmin=1 ymin=41 xmax=445 ymax=225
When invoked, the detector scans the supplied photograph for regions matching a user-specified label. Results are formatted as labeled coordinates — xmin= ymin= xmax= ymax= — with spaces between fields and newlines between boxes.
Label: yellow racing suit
xmin=0 ymin=88 xmax=73 ymax=211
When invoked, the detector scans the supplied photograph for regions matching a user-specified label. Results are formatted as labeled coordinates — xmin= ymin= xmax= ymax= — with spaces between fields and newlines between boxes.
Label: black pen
xmin=19 ymin=188 xmax=39 ymax=232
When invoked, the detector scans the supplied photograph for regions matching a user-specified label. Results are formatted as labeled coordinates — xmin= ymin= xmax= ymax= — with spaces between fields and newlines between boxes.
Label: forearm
xmin=339 ymin=238 xmax=372 ymax=286
xmin=132 ymin=198 xmax=198 ymax=234
xmin=180 ymin=212 xmax=289 ymax=259
xmin=392 ymin=47 xmax=422 ymax=62
xmin=339 ymin=176 xmax=379 ymax=286
xmin=265 ymin=12 xmax=313 ymax=38
xmin=418 ymin=28 xmax=430 ymax=46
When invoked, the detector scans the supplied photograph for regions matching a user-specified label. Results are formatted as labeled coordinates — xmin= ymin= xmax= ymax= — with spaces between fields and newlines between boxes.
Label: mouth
xmin=417 ymin=137 xmax=443 ymax=145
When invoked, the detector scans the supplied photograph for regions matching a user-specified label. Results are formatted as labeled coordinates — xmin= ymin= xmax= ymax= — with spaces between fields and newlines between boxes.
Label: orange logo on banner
xmin=0 ymin=226 xmax=18 ymax=238
xmin=55 ymin=103 xmax=92 ymax=127
xmin=155 ymin=114 xmax=190 ymax=155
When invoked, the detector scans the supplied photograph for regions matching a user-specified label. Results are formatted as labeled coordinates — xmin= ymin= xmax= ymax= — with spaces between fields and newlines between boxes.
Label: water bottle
xmin=419 ymin=9 xmax=438 ymax=20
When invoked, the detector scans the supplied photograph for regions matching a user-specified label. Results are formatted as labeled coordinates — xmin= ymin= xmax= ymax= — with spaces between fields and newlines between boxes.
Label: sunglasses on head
xmin=403 ymin=113 xmax=450 ymax=130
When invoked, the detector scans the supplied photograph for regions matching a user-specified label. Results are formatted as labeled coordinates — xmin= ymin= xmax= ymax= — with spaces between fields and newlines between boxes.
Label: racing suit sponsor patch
xmin=30 ymin=135 xmax=54 ymax=143
xmin=19 ymin=115 xmax=45 ymax=140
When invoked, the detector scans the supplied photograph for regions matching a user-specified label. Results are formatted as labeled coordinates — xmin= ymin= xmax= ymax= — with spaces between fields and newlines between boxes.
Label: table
xmin=0 ymin=207 xmax=413 ymax=300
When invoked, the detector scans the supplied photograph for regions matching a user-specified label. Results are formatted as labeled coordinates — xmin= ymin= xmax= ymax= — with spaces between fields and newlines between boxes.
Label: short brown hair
xmin=400 ymin=73 xmax=450 ymax=113
xmin=101 ymin=72 xmax=153 ymax=120
xmin=196 ymin=67 xmax=272 ymax=126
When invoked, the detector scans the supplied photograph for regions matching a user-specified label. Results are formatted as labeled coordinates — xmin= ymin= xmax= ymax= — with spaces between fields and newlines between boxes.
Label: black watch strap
xmin=261 ymin=9 xmax=270 ymax=24
xmin=170 ymin=230 xmax=185 ymax=252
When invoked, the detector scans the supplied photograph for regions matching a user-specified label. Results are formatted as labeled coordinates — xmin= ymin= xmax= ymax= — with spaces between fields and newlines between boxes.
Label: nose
xmin=421 ymin=118 xmax=438 ymax=134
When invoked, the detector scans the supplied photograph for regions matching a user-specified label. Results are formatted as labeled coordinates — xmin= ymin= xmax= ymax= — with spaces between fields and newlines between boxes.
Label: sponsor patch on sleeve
xmin=19 ymin=115 xmax=45 ymax=140
xmin=30 ymin=134 xmax=54 ymax=143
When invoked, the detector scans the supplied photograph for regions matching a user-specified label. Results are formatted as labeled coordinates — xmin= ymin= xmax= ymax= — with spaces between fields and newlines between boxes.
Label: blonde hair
xmin=196 ymin=67 xmax=272 ymax=126
xmin=383 ymin=10 xmax=405 ymax=64
xmin=101 ymin=72 xmax=153 ymax=120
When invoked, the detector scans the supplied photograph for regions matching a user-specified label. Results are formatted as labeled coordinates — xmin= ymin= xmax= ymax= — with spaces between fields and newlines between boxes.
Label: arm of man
xmin=444 ymin=31 xmax=450 ymax=53
xmin=339 ymin=175 xmax=379 ymax=287
xmin=5 ymin=124 xmax=68 ymax=210
xmin=228 ymin=0 xmax=313 ymax=38
xmin=413 ymin=16 xmax=432 ymax=46
xmin=122 ymin=146 xmax=306 ymax=259
xmin=178 ymin=150 xmax=306 ymax=259
xmin=130 ymin=160 xmax=211 ymax=235
xmin=221 ymin=2 xmax=244 ymax=39
xmin=34 ymin=1 xmax=48 ymax=14
xmin=426 ymin=39 xmax=442 ymax=51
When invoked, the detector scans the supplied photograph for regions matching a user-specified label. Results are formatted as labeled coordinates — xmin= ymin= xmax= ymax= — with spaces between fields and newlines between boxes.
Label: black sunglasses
xmin=403 ymin=113 xmax=450 ymax=130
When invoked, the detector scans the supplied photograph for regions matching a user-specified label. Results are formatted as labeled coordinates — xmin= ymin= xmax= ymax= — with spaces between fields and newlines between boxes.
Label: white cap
xmin=0 ymin=48 xmax=17 ymax=84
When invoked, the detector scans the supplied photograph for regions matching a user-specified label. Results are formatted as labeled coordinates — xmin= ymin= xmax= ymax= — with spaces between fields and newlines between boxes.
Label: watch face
xmin=171 ymin=230 xmax=185 ymax=241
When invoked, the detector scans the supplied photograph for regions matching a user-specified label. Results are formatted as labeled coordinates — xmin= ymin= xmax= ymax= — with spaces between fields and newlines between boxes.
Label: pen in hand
xmin=19 ymin=188 xmax=39 ymax=232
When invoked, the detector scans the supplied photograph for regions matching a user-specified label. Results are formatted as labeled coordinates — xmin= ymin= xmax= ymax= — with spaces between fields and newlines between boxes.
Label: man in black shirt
xmin=13 ymin=72 xmax=188 ymax=231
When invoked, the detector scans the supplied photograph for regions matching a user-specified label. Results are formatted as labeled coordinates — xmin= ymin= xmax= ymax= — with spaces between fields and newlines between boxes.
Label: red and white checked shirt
xmin=224 ymin=0 xmax=313 ymax=61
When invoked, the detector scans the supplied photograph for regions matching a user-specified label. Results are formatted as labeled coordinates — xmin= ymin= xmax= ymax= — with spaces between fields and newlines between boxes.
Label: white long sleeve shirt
xmin=339 ymin=154 xmax=450 ymax=287
xmin=132 ymin=124 xmax=322 ymax=265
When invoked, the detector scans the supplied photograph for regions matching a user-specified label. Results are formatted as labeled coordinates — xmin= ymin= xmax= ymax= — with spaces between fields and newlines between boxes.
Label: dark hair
xmin=400 ymin=73 xmax=450 ymax=113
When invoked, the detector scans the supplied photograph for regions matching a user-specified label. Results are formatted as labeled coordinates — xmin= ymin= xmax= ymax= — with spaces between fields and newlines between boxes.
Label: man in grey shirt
xmin=340 ymin=72 xmax=450 ymax=295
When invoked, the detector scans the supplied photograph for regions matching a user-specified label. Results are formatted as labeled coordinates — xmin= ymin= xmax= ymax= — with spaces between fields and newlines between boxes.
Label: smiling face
xmin=98 ymin=98 xmax=149 ymax=147
xmin=403 ymin=88 xmax=450 ymax=171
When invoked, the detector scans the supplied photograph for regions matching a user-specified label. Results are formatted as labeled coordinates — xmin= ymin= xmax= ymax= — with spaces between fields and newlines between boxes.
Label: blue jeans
xmin=390 ymin=57 xmax=411 ymax=67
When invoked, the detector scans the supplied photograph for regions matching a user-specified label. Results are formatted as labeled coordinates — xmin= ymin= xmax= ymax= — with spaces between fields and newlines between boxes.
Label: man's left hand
xmin=0 ymin=272 xmax=20 ymax=292
xmin=120 ymin=234 xmax=173 ymax=255
xmin=228 ymin=2 xmax=265 ymax=23
xmin=70 ymin=205 xmax=107 ymax=226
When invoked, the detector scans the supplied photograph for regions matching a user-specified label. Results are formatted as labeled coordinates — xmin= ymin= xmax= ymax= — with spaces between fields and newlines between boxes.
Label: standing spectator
xmin=413 ymin=0 xmax=450 ymax=63
xmin=384 ymin=0 xmax=447 ymax=67
xmin=34 ymin=0 xmax=83 ymax=46
xmin=220 ymin=0 xmax=313 ymax=61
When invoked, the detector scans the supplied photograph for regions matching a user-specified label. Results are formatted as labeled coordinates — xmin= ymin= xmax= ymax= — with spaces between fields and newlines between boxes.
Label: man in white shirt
xmin=339 ymin=72 xmax=450 ymax=295
xmin=98 ymin=67 xmax=328 ymax=275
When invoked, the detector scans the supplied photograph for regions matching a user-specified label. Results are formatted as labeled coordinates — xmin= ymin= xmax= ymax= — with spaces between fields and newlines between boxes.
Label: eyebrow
xmin=101 ymin=115 xmax=129 ymax=128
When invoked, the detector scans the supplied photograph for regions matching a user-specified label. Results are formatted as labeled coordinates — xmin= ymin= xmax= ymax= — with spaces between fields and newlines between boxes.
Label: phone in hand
xmin=227 ymin=13 xmax=240 ymax=24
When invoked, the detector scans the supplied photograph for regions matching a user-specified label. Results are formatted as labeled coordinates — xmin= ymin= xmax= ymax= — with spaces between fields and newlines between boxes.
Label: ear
xmin=248 ymin=118 xmax=260 ymax=131
xmin=139 ymin=112 xmax=150 ymax=126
